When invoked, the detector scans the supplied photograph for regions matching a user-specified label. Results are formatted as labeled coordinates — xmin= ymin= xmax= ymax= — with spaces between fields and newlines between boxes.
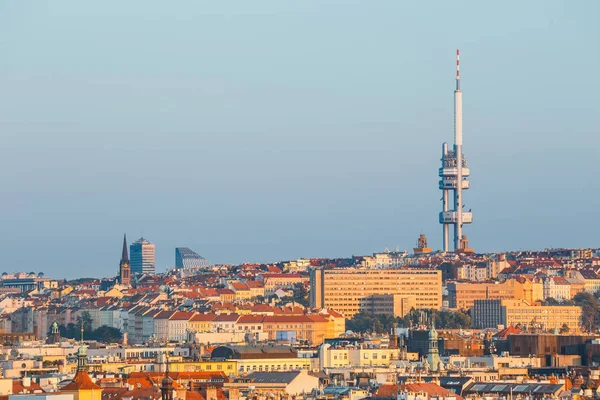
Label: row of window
xmin=239 ymin=364 xmax=309 ymax=372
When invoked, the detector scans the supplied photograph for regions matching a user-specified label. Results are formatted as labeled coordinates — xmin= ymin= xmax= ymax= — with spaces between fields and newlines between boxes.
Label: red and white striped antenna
xmin=456 ymin=49 xmax=460 ymax=90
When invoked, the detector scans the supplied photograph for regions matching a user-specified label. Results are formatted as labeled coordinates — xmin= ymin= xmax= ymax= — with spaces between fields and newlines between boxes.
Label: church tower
xmin=61 ymin=346 xmax=102 ymax=400
xmin=426 ymin=320 xmax=440 ymax=372
xmin=161 ymin=357 xmax=174 ymax=400
xmin=119 ymin=234 xmax=131 ymax=286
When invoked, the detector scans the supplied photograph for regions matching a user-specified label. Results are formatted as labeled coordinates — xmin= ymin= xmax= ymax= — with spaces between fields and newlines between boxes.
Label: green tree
xmin=559 ymin=323 xmax=570 ymax=334
xmin=292 ymin=282 xmax=309 ymax=307
xmin=91 ymin=326 xmax=122 ymax=343
xmin=573 ymin=292 xmax=600 ymax=332
xmin=77 ymin=311 xmax=93 ymax=334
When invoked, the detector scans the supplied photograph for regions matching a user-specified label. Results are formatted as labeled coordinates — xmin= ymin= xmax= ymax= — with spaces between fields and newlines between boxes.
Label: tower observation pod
xmin=439 ymin=50 xmax=472 ymax=252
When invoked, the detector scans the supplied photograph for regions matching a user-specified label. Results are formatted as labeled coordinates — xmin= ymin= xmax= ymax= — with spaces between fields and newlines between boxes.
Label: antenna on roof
xmin=80 ymin=319 xmax=84 ymax=344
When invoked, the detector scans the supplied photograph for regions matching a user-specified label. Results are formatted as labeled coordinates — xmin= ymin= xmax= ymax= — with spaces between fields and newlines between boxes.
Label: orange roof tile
xmin=62 ymin=370 xmax=102 ymax=391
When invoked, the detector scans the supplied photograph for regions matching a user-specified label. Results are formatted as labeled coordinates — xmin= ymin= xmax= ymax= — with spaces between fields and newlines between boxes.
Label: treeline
xmin=346 ymin=308 xmax=471 ymax=334
xmin=52 ymin=311 xmax=122 ymax=343
xmin=57 ymin=323 xmax=122 ymax=343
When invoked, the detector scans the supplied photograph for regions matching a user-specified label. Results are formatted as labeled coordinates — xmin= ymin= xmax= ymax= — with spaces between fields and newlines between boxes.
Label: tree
xmin=559 ymin=323 xmax=570 ymax=334
xmin=292 ymin=283 xmax=309 ymax=307
xmin=572 ymin=292 xmax=600 ymax=332
xmin=77 ymin=311 xmax=93 ymax=334
xmin=56 ymin=324 xmax=122 ymax=343
xmin=92 ymin=326 xmax=122 ymax=343
xmin=544 ymin=297 xmax=560 ymax=306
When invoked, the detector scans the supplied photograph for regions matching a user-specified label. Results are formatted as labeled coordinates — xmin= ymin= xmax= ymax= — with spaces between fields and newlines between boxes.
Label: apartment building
xmin=309 ymin=268 xmax=441 ymax=317
xmin=257 ymin=274 xmax=308 ymax=295
xmin=262 ymin=314 xmax=343 ymax=345
xmin=570 ymin=270 xmax=600 ymax=294
xmin=472 ymin=299 xmax=582 ymax=332
xmin=319 ymin=343 xmax=401 ymax=368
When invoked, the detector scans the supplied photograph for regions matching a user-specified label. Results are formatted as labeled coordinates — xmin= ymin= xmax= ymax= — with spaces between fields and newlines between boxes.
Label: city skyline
xmin=1 ymin=1 xmax=599 ymax=277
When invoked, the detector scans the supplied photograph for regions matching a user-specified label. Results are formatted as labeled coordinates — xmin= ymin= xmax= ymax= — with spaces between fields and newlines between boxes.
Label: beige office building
xmin=309 ymin=268 xmax=441 ymax=317
xmin=472 ymin=299 xmax=582 ymax=332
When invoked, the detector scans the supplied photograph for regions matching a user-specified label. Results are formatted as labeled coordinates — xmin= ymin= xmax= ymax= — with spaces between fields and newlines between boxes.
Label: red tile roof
xmin=237 ymin=315 xmax=264 ymax=324
xmin=190 ymin=314 xmax=216 ymax=322
xmin=373 ymin=384 xmax=399 ymax=399
xmin=62 ymin=370 xmax=102 ymax=391
xmin=170 ymin=311 xmax=195 ymax=321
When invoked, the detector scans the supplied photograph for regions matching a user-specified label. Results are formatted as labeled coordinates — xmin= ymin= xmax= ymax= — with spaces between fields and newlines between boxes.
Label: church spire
xmin=119 ymin=234 xmax=131 ymax=286
xmin=121 ymin=234 xmax=129 ymax=263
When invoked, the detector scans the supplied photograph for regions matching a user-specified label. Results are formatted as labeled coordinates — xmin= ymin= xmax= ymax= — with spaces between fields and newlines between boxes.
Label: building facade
xmin=310 ymin=268 xmax=442 ymax=317
xmin=130 ymin=237 xmax=155 ymax=275
xmin=175 ymin=247 xmax=209 ymax=270
xmin=472 ymin=299 xmax=582 ymax=332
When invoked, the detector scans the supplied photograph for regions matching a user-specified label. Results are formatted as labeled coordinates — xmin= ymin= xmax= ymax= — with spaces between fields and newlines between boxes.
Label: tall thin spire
xmin=121 ymin=233 xmax=129 ymax=263
xmin=119 ymin=233 xmax=131 ymax=285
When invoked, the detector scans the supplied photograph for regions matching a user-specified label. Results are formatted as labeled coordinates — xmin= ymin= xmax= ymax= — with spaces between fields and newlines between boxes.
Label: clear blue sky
xmin=1 ymin=1 xmax=598 ymax=278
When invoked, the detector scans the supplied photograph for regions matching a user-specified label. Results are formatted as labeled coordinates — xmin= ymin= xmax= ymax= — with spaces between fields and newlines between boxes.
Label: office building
xmin=472 ymin=299 xmax=582 ymax=332
xmin=447 ymin=280 xmax=521 ymax=311
xmin=310 ymin=268 xmax=441 ymax=317
xmin=359 ymin=294 xmax=414 ymax=318
xmin=130 ymin=237 xmax=155 ymax=275
xmin=175 ymin=247 xmax=209 ymax=270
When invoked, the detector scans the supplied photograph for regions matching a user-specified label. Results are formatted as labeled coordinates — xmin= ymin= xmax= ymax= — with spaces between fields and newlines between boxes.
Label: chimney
xmin=206 ymin=386 xmax=217 ymax=400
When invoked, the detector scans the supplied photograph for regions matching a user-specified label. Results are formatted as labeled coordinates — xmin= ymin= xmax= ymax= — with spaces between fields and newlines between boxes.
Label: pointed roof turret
xmin=121 ymin=234 xmax=129 ymax=264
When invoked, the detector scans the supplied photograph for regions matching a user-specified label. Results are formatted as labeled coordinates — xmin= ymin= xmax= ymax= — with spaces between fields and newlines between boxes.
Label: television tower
xmin=439 ymin=50 xmax=472 ymax=251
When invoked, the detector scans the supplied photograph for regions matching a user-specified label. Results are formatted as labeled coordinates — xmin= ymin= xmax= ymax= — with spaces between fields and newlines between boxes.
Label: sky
xmin=0 ymin=1 xmax=599 ymax=279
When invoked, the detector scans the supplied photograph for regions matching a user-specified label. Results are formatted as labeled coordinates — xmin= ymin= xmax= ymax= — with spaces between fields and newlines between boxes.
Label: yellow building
xmin=502 ymin=300 xmax=582 ymax=332
xmin=230 ymin=283 xmax=252 ymax=301
xmin=472 ymin=299 xmax=582 ymax=332
xmin=319 ymin=344 xmax=401 ymax=368
xmin=61 ymin=347 xmax=103 ymax=400
xmin=189 ymin=313 xmax=216 ymax=332
xmin=448 ymin=279 xmax=528 ymax=311
xmin=515 ymin=278 xmax=544 ymax=304
xmin=210 ymin=346 xmax=313 ymax=374
xmin=310 ymin=268 xmax=442 ymax=317
xmin=168 ymin=360 xmax=237 ymax=374
xmin=93 ymin=359 xmax=237 ymax=375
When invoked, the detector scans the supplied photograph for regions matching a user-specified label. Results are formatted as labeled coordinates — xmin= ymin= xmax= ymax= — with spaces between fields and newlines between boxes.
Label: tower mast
xmin=439 ymin=50 xmax=472 ymax=251
xmin=454 ymin=49 xmax=463 ymax=249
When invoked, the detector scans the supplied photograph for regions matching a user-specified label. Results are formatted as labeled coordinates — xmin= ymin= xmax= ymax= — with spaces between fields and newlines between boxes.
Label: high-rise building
xmin=118 ymin=234 xmax=131 ymax=285
xmin=175 ymin=247 xmax=209 ymax=270
xmin=130 ymin=237 xmax=155 ymax=275
xmin=310 ymin=268 xmax=442 ymax=317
